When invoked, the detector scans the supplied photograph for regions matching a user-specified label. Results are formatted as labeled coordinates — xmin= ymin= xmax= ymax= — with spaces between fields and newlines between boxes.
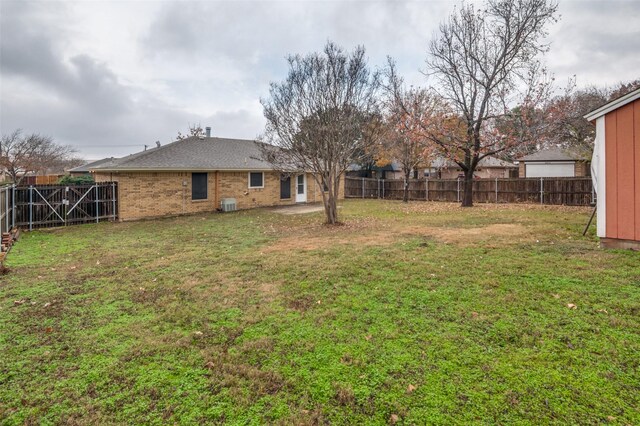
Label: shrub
xmin=58 ymin=175 xmax=95 ymax=185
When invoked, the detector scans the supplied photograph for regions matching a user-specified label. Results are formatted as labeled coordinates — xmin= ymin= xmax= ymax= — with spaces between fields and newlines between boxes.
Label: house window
xmin=280 ymin=175 xmax=291 ymax=199
xmin=192 ymin=173 xmax=207 ymax=200
xmin=249 ymin=172 xmax=264 ymax=188
xmin=322 ymin=178 xmax=329 ymax=192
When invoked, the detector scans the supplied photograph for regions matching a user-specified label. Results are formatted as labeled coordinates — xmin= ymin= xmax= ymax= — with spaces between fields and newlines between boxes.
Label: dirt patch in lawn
xmin=264 ymin=222 xmax=529 ymax=252
xmin=422 ymin=223 xmax=530 ymax=245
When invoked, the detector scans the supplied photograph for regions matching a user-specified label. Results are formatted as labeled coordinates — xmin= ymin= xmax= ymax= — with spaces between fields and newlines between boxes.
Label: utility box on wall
xmin=220 ymin=198 xmax=237 ymax=212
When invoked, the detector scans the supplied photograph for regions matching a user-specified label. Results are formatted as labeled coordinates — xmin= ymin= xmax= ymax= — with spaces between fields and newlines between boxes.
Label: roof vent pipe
xmin=156 ymin=141 xmax=161 ymax=147
xmin=205 ymin=126 xmax=211 ymax=137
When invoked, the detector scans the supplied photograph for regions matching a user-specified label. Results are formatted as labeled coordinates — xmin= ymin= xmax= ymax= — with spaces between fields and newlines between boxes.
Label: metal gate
xmin=0 ymin=185 xmax=11 ymax=235
xmin=1 ymin=182 xmax=118 ymax=231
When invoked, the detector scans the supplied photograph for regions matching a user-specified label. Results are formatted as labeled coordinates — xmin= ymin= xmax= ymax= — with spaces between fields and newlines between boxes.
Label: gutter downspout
xmin=215 ymin=171 xmax=220 ymax=210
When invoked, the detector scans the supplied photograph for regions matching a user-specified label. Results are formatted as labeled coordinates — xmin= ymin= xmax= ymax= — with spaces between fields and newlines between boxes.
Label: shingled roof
xmin=518 ymin=148 xmax=588 ymax=162
xmin=92 ymin=137 xmax=274 ymax=172
xmin=69 ymin=157 xmax=117 ymax=173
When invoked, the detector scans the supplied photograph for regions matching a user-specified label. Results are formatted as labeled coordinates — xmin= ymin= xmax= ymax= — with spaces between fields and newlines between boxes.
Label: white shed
xmin=517 ymin=149 xmax=590 ymax=178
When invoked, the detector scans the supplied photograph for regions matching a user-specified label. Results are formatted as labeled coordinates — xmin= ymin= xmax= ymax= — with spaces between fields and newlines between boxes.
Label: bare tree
xmin=176 ymin=123 xmax=205 ymax=140
xmin=541 ymin=85 xmax=604 ymax=157
xmin=391 ymin=0 xmax=557 ymax=207
xmin=541 ymin=79 xmax=640 ymax=157
xmin=607 ymin=79 xmax=640 ymax=102
xmin=0 ymin=129 xmax=76 ymax=184
xmin=495 ymin=79 xmax=640 ymax=160
xmin=260 ymin=42 xmax=382 ymax=224
xmin=379 ymin=88 xmax=439 ymax=202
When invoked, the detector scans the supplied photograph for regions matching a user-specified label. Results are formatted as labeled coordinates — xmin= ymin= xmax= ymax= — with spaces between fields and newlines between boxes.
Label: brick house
xmin=91 ymin=136 xmax=343 ymax=221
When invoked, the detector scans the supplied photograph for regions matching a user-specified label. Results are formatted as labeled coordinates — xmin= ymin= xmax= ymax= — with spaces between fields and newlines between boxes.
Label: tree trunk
xmin=461 ymin=169 xmax=474 ymax=207
xmin=321 ymin=173 xmax=340 ymax=225
xmin=403 ymin=171 xmax=411 ymax=203
xmin=324 ymin=193 xmax=338 ymax=224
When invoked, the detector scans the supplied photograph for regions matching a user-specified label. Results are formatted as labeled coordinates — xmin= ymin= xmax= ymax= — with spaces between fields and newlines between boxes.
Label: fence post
xmin=362 ymin=177 xmax=365 ymax=199
xmin=29 ymin=185 xmax=33 ymax=231
xmin=591 ymin=182 xmax=595 ymax=204
xmin=4 ymin=187 xmax=8 ymax=233
xmin=382 ymin=179 xmax=385 ymax=199
xmin=64 ymin=186 xmax=68 ymax=226
xmin=95 ymin=184 xmax=99 ymax=223
xmin=12 ymin=185 xmax=16 ymax=230
xmin=457 ymin=178 xmax=461 ymax=202
xmin=425 ymin=179 xmax=429 ymax=201
xmin=495 ymin=177 xmax=498 ymax=203
xmin=1 ymin=188 xmax=4 ymax=234
xmin=377 ymin=179 xmax=380 ymax=199
xmin=540 ymin=177 xmax=544 ymax=204
xmin=112 ymin=182 xmax=117 ymax=220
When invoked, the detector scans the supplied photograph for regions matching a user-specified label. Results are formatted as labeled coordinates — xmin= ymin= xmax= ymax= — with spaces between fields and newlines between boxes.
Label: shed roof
xmin=584 ymin=87 xmax=640 ymax=121
xmin=518 ymin=148 xmax=587 ymax=162
xmin=92 ymin=137 xmax=275 ymax=172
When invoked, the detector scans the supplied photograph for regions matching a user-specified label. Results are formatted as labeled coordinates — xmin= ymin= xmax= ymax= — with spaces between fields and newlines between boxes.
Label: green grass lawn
xmin=1 ymin=200 xmax=639 ymax=425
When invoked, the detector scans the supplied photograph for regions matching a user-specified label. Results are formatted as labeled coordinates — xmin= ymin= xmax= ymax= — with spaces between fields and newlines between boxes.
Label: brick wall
xmin=574 ymin=161 xmax=591 ymax=177
xmin=219 ymin=171 xmax=296 ymax=210
xmin=519 ymin=162 xmax=526 ymax=178
xmin=93 ymin=171 xmax=219 ymax=221
xmin=93 ymin=170 xmax=344 ymax=221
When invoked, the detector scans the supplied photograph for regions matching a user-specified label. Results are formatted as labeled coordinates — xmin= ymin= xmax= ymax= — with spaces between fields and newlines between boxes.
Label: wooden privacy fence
xmin=0 ymin=182 xmax=118 ymax=232
xmin=19 ymin=175 xmax=63 ymax=185
xmin=345 ymin=177 xmax=595 ymax=206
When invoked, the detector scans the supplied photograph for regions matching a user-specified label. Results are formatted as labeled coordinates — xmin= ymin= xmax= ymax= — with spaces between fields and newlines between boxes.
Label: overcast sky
xmin=1 ymin=0 xmax=639 ymax=159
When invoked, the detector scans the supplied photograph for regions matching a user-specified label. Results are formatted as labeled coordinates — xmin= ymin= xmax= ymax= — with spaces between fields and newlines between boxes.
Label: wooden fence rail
xmin=0 ymin=182 xmax=118 ymax=232
xmin=345 ymin=177 xmax=594 ymax=206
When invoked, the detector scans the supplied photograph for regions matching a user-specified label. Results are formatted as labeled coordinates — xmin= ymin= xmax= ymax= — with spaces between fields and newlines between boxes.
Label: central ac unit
xmin=220 ymin=198 xmax=237 ymax=212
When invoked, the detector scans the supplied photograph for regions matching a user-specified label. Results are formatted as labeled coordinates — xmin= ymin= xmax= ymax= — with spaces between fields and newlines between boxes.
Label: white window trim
xmin=248 ymin=171 xmax=265 ymax=189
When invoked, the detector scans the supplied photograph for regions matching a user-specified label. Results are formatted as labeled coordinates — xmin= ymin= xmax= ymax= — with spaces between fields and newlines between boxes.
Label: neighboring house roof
xmin=348 ymin=161 xmax=400 ymax=172
xmin=518 ymin=148 xmax=588 ymax=162
xmin=92 ymin=137 xmax=275 ymax=172
xmin=429 ymin=156 xmax=517 ymax=169
xmin=69 ymin=157 xmax=116 ymax=173
xmin=584 ymin=87 xmax=640 ymax=121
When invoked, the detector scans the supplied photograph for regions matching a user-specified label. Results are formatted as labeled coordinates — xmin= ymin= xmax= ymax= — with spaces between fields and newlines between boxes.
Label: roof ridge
xmin=114 ymin=137 xmax=188 ymax=167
